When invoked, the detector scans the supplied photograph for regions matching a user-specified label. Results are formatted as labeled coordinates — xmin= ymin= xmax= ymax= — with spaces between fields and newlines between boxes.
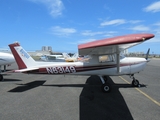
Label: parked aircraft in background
xmin=3 ymin=33 xmax=154 ymax=93
xmin=62 ymin=53 xmax=79 ymax=62
xmin=0 ymin=52 xmax=15 ymax=80
xmin=40 ymin=54 xmax=65 ymax=61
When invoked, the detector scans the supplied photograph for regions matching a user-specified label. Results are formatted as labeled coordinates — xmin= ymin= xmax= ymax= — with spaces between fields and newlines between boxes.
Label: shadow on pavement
xmin=0 ymin=79 xmax=22 ymax=82
xmin=80 ymin=75 xmax=134 ymax=120
xmin=42 ymin=75 xmax=136 ymax=120
xmin=43 ymin=84 xmax=87 ymax=87
xmin=8 ymin=80 xmax=46 ymax=92
xmin=7 ymin=75 xmax=142 ymax=119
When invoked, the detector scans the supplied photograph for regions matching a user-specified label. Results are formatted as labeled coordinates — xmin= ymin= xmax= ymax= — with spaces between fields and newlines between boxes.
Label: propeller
xmin=145 ymin=48 xmax=150 ymax=60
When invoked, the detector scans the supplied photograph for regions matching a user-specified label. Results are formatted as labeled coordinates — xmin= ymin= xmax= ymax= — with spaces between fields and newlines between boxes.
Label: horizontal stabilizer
xmin=13 ymin=68 xmax=39 ymax=73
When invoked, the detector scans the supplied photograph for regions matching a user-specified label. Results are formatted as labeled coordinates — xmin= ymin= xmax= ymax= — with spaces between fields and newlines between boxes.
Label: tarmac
xmin=0 ymin=59 xmax=160 ymax=120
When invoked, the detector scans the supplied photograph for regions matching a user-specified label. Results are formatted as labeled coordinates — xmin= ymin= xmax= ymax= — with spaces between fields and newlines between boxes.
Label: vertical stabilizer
xmin=8 ymin=42 xmax=36 ymax=69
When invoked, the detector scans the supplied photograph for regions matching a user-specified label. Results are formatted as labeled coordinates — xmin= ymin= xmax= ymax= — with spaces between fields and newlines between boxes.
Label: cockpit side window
xmin=99 ymin=55 xmax=115 ymax=63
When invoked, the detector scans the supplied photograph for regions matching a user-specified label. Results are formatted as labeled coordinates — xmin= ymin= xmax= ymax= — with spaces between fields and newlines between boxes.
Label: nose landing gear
xmin=130 ymin=74 xmax=140 ymax=87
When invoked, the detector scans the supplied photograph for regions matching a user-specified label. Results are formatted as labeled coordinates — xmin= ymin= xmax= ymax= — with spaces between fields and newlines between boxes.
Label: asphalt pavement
xmin=0 ymin=59 xmax=160 ymax=120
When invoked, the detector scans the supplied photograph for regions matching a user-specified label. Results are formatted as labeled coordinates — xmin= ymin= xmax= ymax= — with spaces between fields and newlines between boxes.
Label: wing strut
xmin=116 ymin=46 xmax=120 ymax=73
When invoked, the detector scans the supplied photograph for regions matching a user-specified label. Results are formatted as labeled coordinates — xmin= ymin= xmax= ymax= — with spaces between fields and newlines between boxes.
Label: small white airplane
xmin=0 ymin=52 xmax=15 ymax=80
xmin=62 ymin=53 xmax=79 ymax=62
xmin=4 ymin=33 xmax=154 ymax=92
xmin=40 ymin=54 xmax=65 ymax=61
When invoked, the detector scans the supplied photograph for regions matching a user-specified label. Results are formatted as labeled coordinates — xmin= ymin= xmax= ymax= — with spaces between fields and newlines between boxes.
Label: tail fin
xmin=8 ymin=42 xmax=36 ymax=69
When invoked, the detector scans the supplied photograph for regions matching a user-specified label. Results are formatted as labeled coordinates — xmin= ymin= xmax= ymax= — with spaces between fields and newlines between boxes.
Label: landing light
xmin=142 ymin=38 xmax=145 ymax=41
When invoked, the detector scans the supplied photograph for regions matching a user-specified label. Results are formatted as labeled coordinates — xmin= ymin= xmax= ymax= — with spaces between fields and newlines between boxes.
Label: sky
xmin=0 ymin=0 xmax=160 ymax=54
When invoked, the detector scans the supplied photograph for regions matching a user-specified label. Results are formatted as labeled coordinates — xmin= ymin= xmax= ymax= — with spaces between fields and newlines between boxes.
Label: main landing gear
xmin=130 ymin=74 xmax=140 ymax=87
xmin=99 ymin=75 xmax=111 ymax=93
xmin=98 ymin=74 xmax=141 ymax=93
xmin=0 ymin=74 xmax=3 ymax=81
xmin=0 ymin=65 xmax=4 ymax=81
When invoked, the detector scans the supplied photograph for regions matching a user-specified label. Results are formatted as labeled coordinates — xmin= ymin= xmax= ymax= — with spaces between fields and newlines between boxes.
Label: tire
xmin=0 ymin=74 xmax=3 ymax=81
xmin=132 ymin=79 xmax=139 ymax=87
xmin=101 ymin=84 xmax=111 ymax=93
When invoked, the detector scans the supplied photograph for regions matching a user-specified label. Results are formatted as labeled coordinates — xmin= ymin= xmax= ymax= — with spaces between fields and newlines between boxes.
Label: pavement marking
xmin=119 ymin=76 xmax=160 ymax=107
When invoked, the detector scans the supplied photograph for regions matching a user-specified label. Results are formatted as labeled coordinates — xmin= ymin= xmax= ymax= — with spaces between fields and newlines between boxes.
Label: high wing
xmin=78 ymin=33 xmax=154 ymax=73
xmin=78 ymin=33 xmax=154 ymax=55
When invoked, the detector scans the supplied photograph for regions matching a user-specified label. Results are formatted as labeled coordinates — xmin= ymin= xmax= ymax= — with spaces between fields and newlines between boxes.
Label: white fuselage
xmin=0 ymin=52 xmax=15 ymax=66
xmin=32 ymin=56 xmax=148 ymax=76
xmin=72 ymin=57 xmax=147 ymax=76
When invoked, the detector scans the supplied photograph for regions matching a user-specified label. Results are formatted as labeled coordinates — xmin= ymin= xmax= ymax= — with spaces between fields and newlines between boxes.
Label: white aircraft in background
xmin=40 ymin=54 xmax=65 ymax=61
xmin=3 ymin=33 xmax=154 ymax=93
xmin=62 ymin=53 xmax=79 ymax=62
xmin=0 ymin=52 xmax=15 ymax=80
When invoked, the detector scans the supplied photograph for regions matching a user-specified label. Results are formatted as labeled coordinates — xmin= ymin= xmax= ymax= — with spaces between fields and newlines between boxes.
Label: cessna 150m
xmin=1 ymin=33 xmax=154 ymax=92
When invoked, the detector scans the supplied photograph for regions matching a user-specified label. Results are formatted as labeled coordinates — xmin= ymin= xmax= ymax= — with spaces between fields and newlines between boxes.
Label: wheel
xmin=132 ymin=79 xmax=139 ymax=87
xmin=101 ymin=84 xmax=111 ymax=93
xmin=0 ymin=74 xmax=3 ymax=81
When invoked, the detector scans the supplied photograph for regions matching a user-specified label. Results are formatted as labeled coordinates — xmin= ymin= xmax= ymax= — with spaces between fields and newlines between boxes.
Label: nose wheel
xmin=130 ymin=75 xmax=140 ymax=87
xmin=132 ymin=79 xmax=139 ymax=87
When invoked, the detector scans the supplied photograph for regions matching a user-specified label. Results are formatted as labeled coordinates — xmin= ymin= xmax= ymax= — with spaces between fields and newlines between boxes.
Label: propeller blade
xmin=145 ymin=48 xmax=150 ymax=60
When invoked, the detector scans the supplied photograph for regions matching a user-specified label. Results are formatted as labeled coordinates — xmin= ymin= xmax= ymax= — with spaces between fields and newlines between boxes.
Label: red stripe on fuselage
xmin=23 ymin=61 xmax=146 ymax=74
